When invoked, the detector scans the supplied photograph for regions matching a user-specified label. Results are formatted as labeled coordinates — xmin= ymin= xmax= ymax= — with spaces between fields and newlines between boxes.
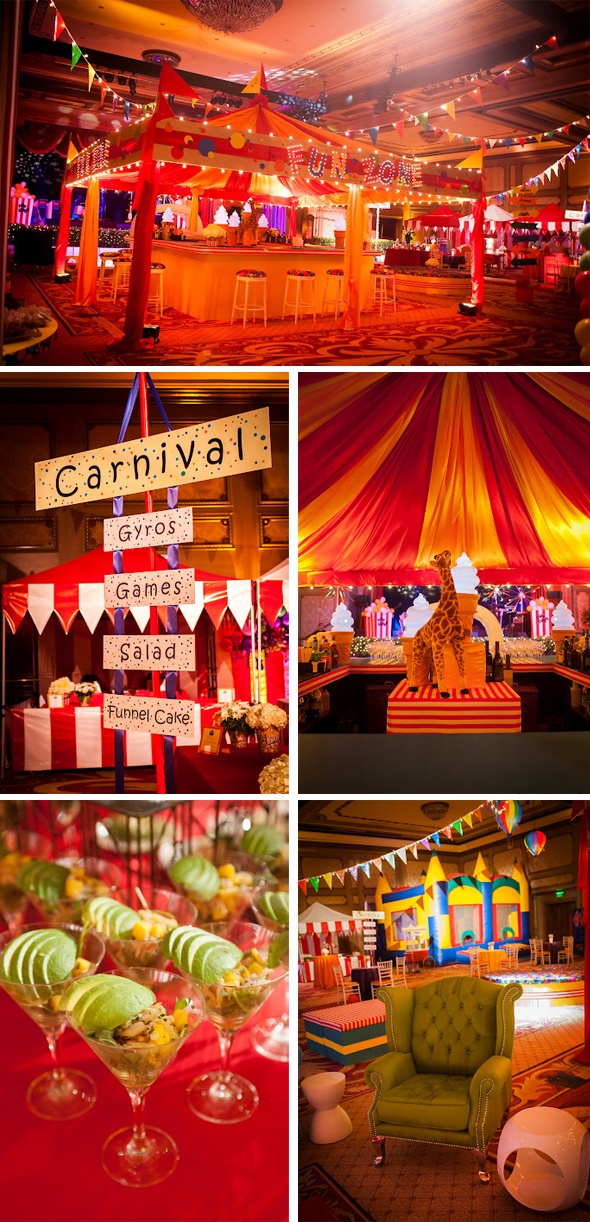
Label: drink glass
xmin=250 ymin=884 xmax=289 ymax=1062
xmin=24 ymin=856 xmax=126 ymax=926
xmin=91 ymin=884 xmax=196 ymax=979
xmin=0 ymin=830 xmax=52 ymax=934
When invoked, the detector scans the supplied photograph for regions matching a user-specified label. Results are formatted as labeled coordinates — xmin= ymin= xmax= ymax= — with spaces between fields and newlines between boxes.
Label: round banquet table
xmin=351 ymin=965 xmax=378 ymax=1000
xmin=313 ymin=955 xmax=340 ymax=988
xmin=174 ymin=741 xmax=287 ymax=795
xmin=384 ymin=248 xmax=426 ymax=268
xmin=0 ymin=970 xmax=287 ymax=1222
xmin=2 ymin=317 xmax=58 ymax=365
xmin=543 ymin=941 xmax=565 ymax=964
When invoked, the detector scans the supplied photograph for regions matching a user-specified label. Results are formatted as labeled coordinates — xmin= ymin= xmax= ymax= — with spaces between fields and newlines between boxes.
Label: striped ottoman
xmin=386 ymin=678 xmax=521 ymax=733
xmin=303 ymin=1000 xmax=387 ymax=1065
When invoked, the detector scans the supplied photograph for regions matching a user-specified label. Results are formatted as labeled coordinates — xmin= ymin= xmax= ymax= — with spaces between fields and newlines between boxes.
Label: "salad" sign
xmin=103 ymin=634 xmax=195 ymax=670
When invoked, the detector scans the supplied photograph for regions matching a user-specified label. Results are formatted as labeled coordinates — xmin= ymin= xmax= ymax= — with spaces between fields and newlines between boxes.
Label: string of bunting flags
xmin=490 ymin=137 xmax=589 ymax=204
xmin=298 ymin=800 xmax=520 ymax=894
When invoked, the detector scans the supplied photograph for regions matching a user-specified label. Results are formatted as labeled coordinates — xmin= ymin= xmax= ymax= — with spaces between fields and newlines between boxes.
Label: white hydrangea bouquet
xmin=73 ymin=682 xmax=97 ymax=706
xmin=258 ymin=754 xmax=289 ymax=794
xmin=47 ymin=676 xmax=75 ymax=708
xmin=219 ymin=700 xmax=251 ymax=734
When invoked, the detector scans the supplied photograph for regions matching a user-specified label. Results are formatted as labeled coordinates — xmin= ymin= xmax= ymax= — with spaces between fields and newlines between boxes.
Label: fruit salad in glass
xmin=17 ymin=855 xmax=125 ymax=926
xmin=168 ymin=846 xmax=264 ymax=930
xmin=82 ymin=887 xmax=196 ymax=976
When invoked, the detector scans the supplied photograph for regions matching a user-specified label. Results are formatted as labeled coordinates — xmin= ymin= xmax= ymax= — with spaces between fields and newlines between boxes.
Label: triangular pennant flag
xmin=583 ymin=137 xmax=589 ymax=149
xmin=546 ymin=130 xmax=554 ymax=138
xmin=560 ymin=156 xmax=567 ymax=168
xmin=420 ymin=838 xmax=431 ymax=851
xmin=534 ymin=134 xmax=543 ymax=142
xmin=360 ymin=862 xmax=372 ymax=879
xmin=66 ymin=138 xmax=77 ymax=163
xmin=71 ymin=42 xmax=82 ymax=70
xmin=453 ymin=820 xmax=464 ymax=836
xmin=298 ymin=880 xmax=307 ymax=895
xmin=519 ymin=137 xmax=527 ymax=148
xmin=112 ymin=92 xmax=118 ymax=111
xmin=463 ymin=812 xmax=473 ymax=829
xmin=124 ymin=100 xmax=130 ymax=121
xmin=87 ymin=62 xmax=96 ymax=90
xmin=442 ymin=826 xmax=453 ymax=840
xmin=568 ymin=150 xmax=576 ymax=162
xmin=397 ymin=847 xmax=407 ymax=865
xmin=432 ymin=832 xmax=441 ymax=846
xmin=520 ymin=55 xmax=534 ymax=74
xmin=409 ymin=844 xmax=419 ymax=859
xmin=242 ymin=65 xmax=266 ymax=95
xmin=100 ymin=82 xmax=107 ymax=107
xmin=53 ymin=11 xmax=66 ymax=40
xmin=366 ymin=127 xmax=380 ymax=146
xmin=395 ymin=119 xmax=405 ymax=140
xmin=349 ymin=866 xmax=358 ymax=881
xmin=470 ymin=87 xmax=482 ymax=105
xmin=446 ymin=130 xmax=455 ymax=143
xmin=441 ymin=100 xmax=455 ymax=120
xmin=561 ymin=125 xmax=570 ymax=136
xmin=545 ymin=35 xmax=558 ymax=47
xmin=205 ymin=101 xmax=215 ymax=117
xmin=503 ymin=137 xmax=512 ymax=146
xmin=417 ymin=112 xmax=429 ymax=128
xmin=488 ymin=137 xmax=497 ymax=148
xmin=384 ymin=852 xmax=396 ymax=868
xmin=158 ymin=61 xmax=202 ymax=103
xmin=372 ymin=858 xmax=383 ymax=873
xmin=323 ymin=873 xmax=333 ymax=889
xmin=457 ymin=146 xmax=483 ymax=169
xmin=309 ymin=876 xmax=320 ymax=893
xmin=494 ymin=72 xmax=510 ymax=91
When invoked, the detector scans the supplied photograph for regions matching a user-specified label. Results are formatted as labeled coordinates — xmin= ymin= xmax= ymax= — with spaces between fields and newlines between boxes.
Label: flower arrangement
xmin=246 ymin=703 xmax=288 ymax=731
xmin=219 ymin=701 xmax=251 ymax=735
xmin=258 ymin=754 xmax=289 ymax=794
xmin=73 ymin=682 xmax=96 ymax=705
xmin=48 ymin=677 xmax=75 ymax=697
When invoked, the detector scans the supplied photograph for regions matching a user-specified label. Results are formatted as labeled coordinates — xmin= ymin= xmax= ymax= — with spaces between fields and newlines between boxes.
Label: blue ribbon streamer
xmin=111 ymin=373 xmax=179 ymax=794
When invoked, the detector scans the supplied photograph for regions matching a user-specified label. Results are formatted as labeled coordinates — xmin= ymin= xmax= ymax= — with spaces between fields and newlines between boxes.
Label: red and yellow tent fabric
xmin=299 ymin=372 xmax=590 ymax=586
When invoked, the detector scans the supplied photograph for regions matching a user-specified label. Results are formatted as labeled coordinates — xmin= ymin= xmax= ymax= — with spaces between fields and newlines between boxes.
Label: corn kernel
xmin=247 ymin=960 xmax=264 ymax=975
xmin=218 ymin=863 xmax=235 ymax=881
xmin=149 ymin=1023 xmax=171 ymax=1045
xmin=223 ymin=970 xmax=241 ymax=986
xmin=173 ymin=1009 xmax=188 ymax=1031
xmin=64 ymin=877 xmax=83 ymax=899
xmin=73 ymin=957 xmax=91 ymax=976
xmin=149 ymin=924 xmax=166 ymax=939
xmin=132 ymin=921 xmax=149 ymax=941
xmin=250 ymin=948 xmax=264 ymax=966
xmin=211 ymin=903 xmax=228 ymax=922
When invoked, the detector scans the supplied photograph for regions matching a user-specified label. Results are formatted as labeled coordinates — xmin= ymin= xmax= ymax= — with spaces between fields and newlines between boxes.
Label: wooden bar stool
xmin=111 ymin=259 xmax=132 ymax=303
xmin=369 ymin=267 xmax=396 ymax=316
xmin=147 ymin=264 xmax=165 ymax=317
xmin=322 ymin=268 xmax=344 ymax=318
xmin=231 ymin=270 xmax=267 ymax=327
xmin=282 ymin=269 xmax=316 ymax=324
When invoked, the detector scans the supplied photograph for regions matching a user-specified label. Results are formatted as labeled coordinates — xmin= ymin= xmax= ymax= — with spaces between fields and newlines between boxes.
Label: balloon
xmin=574 ymin=318 xmax=590 ymax=347
xmin=580 ymin=252 xmax=590 ymax=272
xmin=524 ymin=830 xmax=546 ymax=857
xmin=574 ymin=270 xmax=590 ymax=297
xmin=579 ymin=224 xmax=590 ymax=251
xmin=581 ymin=347 xmax=590 ymax=365
xmin=580 ymin=298 xmax=590 ymax=318
xmin=494 ymin=800 xmax=523 ymax=836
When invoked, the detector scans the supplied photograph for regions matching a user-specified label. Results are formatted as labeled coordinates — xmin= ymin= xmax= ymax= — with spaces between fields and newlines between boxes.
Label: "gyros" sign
xmin=104 ymin=507 xmax=194 ymax=551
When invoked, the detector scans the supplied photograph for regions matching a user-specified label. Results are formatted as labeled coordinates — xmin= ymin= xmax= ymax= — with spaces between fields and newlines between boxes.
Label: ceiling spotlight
xmin=129 ymin=78 xmax=137 ymax=95
xmin=117 ymin=75 xmax=127 ymax=87
xmin=103 ymin=71 xmax=114 ymax=82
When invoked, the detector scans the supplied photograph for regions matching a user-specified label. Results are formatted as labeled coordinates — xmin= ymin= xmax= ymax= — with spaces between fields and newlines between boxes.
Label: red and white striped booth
xmin=298 ymin=901 xmax=366 ymax=977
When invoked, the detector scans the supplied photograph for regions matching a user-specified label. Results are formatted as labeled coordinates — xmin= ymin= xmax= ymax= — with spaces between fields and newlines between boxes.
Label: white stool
xmin=111 ymin=260 xmax=132 ymax=302
xmin=369 ymin=269 xmax=396 ymax=316
xmin=300 ymin=1072 xmax=352 ymax=1144
xmin=282 ymin=271 xmax=316 ymax=324
xmin=322 ymin=269 xmax=344 ymax=318
xmin=147 ymin=266 xmax=165 ymax=317
xmin=497 ymin=1106 xmax=590 ymax=1212
xmin=231 ymin=272 xmax=267 ymax=327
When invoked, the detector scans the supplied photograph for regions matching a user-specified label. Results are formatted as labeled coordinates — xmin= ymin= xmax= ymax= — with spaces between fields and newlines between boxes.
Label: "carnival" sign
xmin=35 ymin=409 xmax=271 ymax=510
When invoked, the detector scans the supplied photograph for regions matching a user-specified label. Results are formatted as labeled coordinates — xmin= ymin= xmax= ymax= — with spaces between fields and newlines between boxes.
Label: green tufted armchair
xmin=364 ymin=975 xmax=523 ymax=1181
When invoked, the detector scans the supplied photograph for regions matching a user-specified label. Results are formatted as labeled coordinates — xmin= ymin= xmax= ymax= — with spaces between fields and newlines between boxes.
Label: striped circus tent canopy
xmin=298 ymin=901 xmax=358 ymax=934
xmin=299 ymin=372 xmax=590 ymax=586
xmin=2 ymin=547 xmax=263 ymax=636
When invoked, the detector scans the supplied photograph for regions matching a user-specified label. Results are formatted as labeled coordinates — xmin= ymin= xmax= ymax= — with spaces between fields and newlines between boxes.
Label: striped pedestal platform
xmin=303 ymin=999 xmax=387 ymax=1065
xmin=387 ymin=679 xmax=521 ymax=734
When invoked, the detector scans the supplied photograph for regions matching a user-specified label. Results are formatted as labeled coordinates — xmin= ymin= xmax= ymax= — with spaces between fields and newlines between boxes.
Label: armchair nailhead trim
xmin=367 ymin=1070 xmax=383 ymax=1137
xmin=381 ymin=988 xmax=398 ymax=1051
xmin=474 ymin=1077 xmax=494 ymax=1150
xmin=499 ymin=985 xmax=520 ymax=1057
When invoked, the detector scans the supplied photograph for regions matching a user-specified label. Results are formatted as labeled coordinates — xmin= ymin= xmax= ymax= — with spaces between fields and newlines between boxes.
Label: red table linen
xmin=0 ymin=978 xmax=288 ymax=1222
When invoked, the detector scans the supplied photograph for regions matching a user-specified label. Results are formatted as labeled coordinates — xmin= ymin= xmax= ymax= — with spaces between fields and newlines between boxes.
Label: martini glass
xmin=250 ymin=884 xmax=289 ymax=1063
xmin=25 ymin=856 xmax=126 ymax=927
xmin=169 ymin=845 xmax=266 ymax=932
xmin=0 ymin=830 xmax=52 ymax=934
xmin=0 ymin=922 xmax=105 ymax=1119
xmin=67 ymin=969 xmax=204 ymax=1188
xmin=96 ymin=885 xmax=197 ymax=979
xmin=185 ymin=919 xmax=288 ymax=1124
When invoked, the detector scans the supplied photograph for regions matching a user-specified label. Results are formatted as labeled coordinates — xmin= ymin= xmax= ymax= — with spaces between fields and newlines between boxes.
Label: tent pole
xmin=139 ymin=373 xmax=166 ymax=794
xmin=249 ymin=606 xmax=256 ymax=701
xmin=1 ymin=614 xmax=6 ymax=779
xmin=256 ymin=580 xmax=262 ymax=703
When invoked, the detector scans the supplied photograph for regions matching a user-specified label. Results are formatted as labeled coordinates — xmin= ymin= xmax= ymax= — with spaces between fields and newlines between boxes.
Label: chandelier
xmin=179 ymin=0 xmax=283 ymax=34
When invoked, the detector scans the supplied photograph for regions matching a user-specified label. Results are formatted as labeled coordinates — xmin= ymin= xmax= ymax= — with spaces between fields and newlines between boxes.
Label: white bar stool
xmin=322 ymin=268 xmax=344 ymax=318
xmin=231 ymin=270 xmax=267 ymax=327
xmin=147 ymin=265 xmax=165 ymax=317
xmin=282 ymin=270 xmax=316 ymax=324
xmin=111 ymin=260 xmax=132 ymax=303
xmin=369 ymin=267 xmax=397 ymax=316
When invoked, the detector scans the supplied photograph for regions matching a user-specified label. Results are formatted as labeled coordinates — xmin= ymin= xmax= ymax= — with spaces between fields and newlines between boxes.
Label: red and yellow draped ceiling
xmin=298 ymin=372 xmax=590 ymax=587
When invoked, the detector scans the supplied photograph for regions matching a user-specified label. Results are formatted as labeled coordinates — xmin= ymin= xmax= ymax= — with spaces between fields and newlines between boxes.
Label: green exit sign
xmin=555 ymin=890 xmax=565 ymax=897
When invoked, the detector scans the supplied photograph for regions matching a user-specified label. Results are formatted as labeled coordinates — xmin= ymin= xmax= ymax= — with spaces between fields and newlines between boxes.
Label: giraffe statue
xmin=408 ymin=550 xmax=469 ymax=698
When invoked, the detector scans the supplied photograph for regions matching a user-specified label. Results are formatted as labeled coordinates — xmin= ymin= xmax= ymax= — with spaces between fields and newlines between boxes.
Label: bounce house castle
xmin=375 ymin=852 xmax=529 ymax=965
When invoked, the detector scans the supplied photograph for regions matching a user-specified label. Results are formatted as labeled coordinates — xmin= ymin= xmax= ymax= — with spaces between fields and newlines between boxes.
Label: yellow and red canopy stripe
xmin=299 ymin=372 xmax=590 ymax=585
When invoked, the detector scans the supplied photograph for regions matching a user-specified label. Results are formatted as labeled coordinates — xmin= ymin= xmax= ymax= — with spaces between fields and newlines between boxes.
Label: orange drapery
xmin=341 ymin=185 xmax=364 ymax=330
xmin=74 ymin=176 xmax=99 ymax=307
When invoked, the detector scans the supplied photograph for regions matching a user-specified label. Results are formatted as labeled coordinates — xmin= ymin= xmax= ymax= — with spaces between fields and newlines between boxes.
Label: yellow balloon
xmin=580 ymin=346 xmax=590 ymax=365
xmin=574 ymin=318 xmax=590 ymax=347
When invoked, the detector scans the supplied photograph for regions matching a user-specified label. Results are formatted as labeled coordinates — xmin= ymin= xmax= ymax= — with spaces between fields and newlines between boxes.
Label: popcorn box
xmin=362 ymin=597 xmax=394 ymax=638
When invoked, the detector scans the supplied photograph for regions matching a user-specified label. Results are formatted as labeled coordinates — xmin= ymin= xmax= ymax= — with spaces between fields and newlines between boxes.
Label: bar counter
xmin=153 ymin=241 xmax=375 ymax=321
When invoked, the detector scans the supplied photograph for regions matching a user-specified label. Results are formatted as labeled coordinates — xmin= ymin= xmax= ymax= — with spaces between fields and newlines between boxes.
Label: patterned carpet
xmin=299 ymin=973 xmax=589 ymax=1221
xmin=0 ymin=767 xmax=158 ymax=794
xmin=22 ymin=270 xmax=581 ymax=367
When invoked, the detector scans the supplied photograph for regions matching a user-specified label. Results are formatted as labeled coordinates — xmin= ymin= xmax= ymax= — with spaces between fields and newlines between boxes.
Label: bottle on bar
xmin=504 ymin=652 xmax=513 ymax=686
xmin=492 ymin=642 xmax=504 ymax=682
xmin=583 ymin=631 xmax=590 ymax=675
xmin=570 ymin=636 xmax=580 ymax=671
xmin=563 ymin=636 xmax=571 ymax=668
xmin=485 ymin=641 xmax=493 ymax=682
